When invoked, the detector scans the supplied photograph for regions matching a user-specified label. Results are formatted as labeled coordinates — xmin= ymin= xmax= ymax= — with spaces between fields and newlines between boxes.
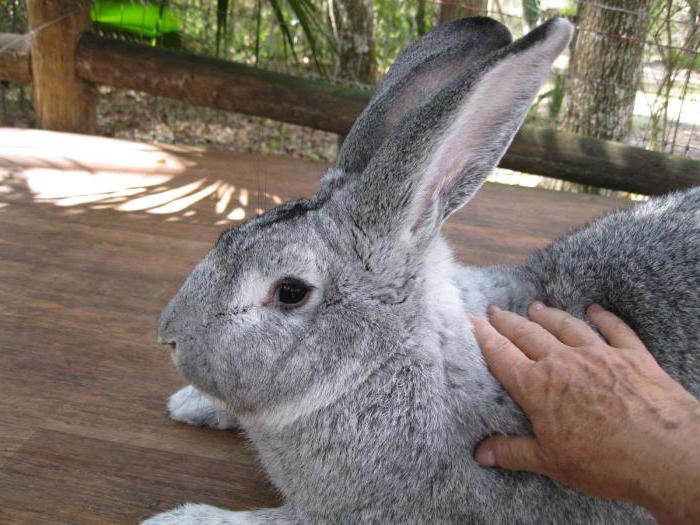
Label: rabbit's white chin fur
xmin=422 ymin=236 xmax=483 ymax=362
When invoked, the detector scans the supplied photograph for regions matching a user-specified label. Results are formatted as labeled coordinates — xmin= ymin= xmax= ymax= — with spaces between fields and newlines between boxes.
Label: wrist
xmin=631 ymin=401 xmax=700 ymax=523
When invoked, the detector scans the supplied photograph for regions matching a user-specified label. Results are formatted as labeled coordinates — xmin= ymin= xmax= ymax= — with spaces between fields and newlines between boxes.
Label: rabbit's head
xmin=158 ymin=17 xmax=572 ymax=427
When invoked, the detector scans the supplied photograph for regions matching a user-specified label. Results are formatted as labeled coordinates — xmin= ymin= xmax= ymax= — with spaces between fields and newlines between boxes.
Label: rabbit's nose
xmin=156 ymin=334 xmax=176 ymax=349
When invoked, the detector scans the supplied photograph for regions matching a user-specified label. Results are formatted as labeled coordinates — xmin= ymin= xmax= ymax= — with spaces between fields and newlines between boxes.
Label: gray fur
xmin=151 ymin=16 xmax=697 ymax=525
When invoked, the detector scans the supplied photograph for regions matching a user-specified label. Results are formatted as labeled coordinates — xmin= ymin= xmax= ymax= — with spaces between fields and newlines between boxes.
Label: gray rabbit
xmin=147 ymin=16 xmax=699 ymax=525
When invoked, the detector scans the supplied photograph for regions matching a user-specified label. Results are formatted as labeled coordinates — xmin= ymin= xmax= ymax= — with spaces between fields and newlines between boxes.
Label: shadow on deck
xmin=0 ymin=129 xmax=631 ymax=524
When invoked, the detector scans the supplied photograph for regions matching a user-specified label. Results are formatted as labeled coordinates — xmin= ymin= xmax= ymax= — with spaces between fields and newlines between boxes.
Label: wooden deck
xmin=0 ymin=129 xmax=632 ymax=524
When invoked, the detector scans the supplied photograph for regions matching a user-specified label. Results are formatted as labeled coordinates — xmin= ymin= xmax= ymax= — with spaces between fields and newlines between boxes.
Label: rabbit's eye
xmin=275 ymin=280 xmax=310 ymax=307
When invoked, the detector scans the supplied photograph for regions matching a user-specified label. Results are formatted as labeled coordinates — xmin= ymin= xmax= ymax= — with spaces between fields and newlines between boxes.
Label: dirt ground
xmin=0 ymin=85 xmax=340 ymax=163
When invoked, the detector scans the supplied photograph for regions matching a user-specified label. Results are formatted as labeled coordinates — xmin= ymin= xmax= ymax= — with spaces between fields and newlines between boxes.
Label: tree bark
xmin=439 ymin=0 xmax=488 ymax=25
xmin=416 ymin=0 xmax=427 ymax=36
xmin=560 ymin=0 xmax=650 ymax=141
xmin=329 ymin=0 xmax=376 ymax=83
xmin=27 ymin=0 xmax=96 ymax=133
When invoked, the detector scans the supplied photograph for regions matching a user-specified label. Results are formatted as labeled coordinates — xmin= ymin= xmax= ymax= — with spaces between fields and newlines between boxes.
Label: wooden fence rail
xmin=1 ymin=31 xmax=699 ymax=195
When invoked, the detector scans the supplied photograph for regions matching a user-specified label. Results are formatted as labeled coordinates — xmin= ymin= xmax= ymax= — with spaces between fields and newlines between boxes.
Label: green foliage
xmin=0 ymin=0 xmax=26 ymax=32
xmin=267 ymin=0 xmax=328 ymax=73
xmin=124 ymin=0 xmax=439 ymax=80
xmin=527 ymin=70 xmax=566 ymax=125
xmin=546 ymin=71 xmax=566 ymax=119
xmin=373 ymin=0 xmax=438 ymax=73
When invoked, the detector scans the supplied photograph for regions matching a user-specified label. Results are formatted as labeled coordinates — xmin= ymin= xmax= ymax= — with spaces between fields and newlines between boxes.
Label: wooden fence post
xmin=27 ymin=0 xmax=96 ymax=133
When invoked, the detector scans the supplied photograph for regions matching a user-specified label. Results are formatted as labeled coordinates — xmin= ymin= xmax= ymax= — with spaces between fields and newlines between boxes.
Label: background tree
xmin=560 ymin=0 xmax=651 ymax=141
xmin=328 ymin=0 xmax=376 ymax=82
xmin=438 ymin=0 xmax=488 ymax=24
xmin=416 ymin=0 xmax=427 ymax=35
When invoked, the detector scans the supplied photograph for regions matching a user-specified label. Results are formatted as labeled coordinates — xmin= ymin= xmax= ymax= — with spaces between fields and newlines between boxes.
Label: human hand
xmin=471 ymin=303 xmax=700 ymax=524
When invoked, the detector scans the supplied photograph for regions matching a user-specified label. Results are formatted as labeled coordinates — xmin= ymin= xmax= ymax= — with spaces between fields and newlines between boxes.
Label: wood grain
xmin=27 ymin=0 xmax=96 ymax=133
xmin=0 ymin=129 xmax=631 ymax=523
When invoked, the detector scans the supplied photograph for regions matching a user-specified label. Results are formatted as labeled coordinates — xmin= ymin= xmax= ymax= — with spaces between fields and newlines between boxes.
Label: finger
xmin=587 ymin=304 xmax=645 ymax=350
xmin=528 ymin=302 xmax=600 ymax=347
xmin=488 ymin=305 xmax=564 ymax=361
xmin=474 ymin=435 xmax=546 ymax=474
xmin=470 ymin=315 xmax=532 ymax=406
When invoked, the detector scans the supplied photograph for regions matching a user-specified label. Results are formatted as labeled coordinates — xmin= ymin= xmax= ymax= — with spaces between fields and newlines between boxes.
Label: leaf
xmin=268 ymin=0 xmax=299 ymax=65
xmin=286 ymin=0 xmax=329 ymax=76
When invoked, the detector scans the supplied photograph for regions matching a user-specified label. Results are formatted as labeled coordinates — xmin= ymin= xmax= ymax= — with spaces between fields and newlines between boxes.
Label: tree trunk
xmin=439 ymin=0 xmax=488 ymax=25
xmin=329 ymin=0 xmax=376 ymax=83
xmin=27 ymin=0 xmax=96 ymax=133
xmin=560 ymin=0 xmax=650 ymax=141
xmin=416 ymin=0 xmax=427 ymax=36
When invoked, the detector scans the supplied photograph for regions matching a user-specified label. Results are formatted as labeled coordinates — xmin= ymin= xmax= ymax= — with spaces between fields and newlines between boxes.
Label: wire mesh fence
xmin=1 ymin=0 xmax=698 ymax=165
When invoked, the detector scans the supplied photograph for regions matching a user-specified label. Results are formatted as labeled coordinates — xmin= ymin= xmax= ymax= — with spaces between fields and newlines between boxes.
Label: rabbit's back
xmin=526 ymin=187 xmax=700 ymax=395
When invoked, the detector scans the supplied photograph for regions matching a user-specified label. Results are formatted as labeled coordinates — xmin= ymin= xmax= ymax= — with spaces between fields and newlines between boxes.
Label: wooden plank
xmin=0 ymin=129 xmax=633 ymax=523
xmin=72 ymin=35 xmax=700 ymax=195
xmin=0 ymin=33 xmax=31 ymax=84
xmin=27 ymin=0 xmax=96 ymax=133
xmin=0 ymin=430 xmax=279 ymax=524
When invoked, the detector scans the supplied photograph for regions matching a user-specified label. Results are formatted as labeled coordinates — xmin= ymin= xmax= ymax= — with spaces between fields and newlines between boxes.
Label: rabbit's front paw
xmin=168 ymin=386 xmax=239 ymax=429
xmin=143 ymin=504 xmax=257 ymax=524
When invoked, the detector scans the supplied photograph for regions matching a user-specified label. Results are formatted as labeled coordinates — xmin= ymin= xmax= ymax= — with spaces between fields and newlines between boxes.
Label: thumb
xmin=474 ymin=435 xmax=545 ymax=473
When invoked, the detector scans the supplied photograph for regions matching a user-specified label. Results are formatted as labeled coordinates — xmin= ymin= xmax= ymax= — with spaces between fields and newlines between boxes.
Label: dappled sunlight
xmin=116 ymin=179 xmax=207 ymax=212
xmin=23 ymin=169 xmax=171 ymax=203
xmin=0 ymin=129 xmax=286 ymax=225
xmin=1 ymin=129 xmax=186 ymax=173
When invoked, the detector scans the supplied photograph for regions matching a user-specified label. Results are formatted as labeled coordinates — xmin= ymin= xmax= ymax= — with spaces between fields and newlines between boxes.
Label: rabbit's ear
xmin=350 ymin=18 xmax=572 ymax=246
xmin=335 ymin=17 xmax=512 ymax=175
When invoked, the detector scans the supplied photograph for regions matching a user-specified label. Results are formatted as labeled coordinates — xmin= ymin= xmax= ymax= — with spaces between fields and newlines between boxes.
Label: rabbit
xmin=146 ymin=16 xmax=699 ymax=525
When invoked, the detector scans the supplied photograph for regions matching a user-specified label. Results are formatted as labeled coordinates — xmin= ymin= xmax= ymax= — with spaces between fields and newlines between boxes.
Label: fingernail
xmin=588 ymin=303 xmax=603 ymax=313
xmin=487 ymin=305 xmax=500 ymax=318
xmin=475 ymin=446 xmax=496 ymax=467
xmin=530 ymin=301 xmax=545 ymax=312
